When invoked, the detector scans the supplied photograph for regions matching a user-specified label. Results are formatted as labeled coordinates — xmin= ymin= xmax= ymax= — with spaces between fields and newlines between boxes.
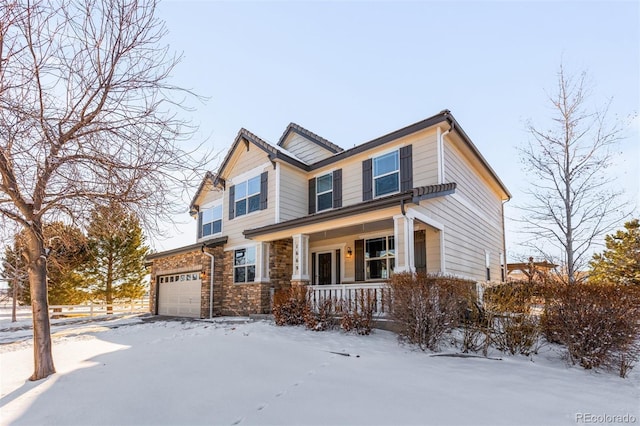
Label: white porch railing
xmin=308 ymin=283 xmax=391 ymax=315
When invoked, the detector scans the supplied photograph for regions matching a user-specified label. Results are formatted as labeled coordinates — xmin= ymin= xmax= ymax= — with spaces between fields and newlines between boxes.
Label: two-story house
xmin=146 ymin=110 xmax=511 ymax=318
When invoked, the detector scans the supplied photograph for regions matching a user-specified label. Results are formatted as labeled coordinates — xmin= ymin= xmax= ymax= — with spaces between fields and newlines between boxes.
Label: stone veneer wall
xmin=150 ymin=239 xmax=294 ymax=317
xmin=269 ymin=238 xmax=293 ymax=294
xmin=201 ymin=246 xmax=225 ymax=317
xmin=149 ymin=249 xmax=206 ymax=316
xmin=219 ymin=250 xmax=271 ymax=316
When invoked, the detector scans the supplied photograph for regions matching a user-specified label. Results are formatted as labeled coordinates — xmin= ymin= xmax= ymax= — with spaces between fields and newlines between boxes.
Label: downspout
xmin=202 ymin=245 xmax=215 ymax=319
xmin=438 ymin=123 xmax=453 ymax=184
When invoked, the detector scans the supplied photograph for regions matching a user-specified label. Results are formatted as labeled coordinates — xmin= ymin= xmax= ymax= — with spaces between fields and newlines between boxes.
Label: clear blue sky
xmin=154 ymin=0 xmax=640 ymax=259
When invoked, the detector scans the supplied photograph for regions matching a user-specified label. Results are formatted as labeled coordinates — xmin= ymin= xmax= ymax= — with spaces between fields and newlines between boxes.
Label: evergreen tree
xmin=589 ymin=219 xmax=640 ymax=286
xmin=2 ymin=222 xmax=90 ymax=305
xmin=84 ymin=203 xmax=150 ymax=312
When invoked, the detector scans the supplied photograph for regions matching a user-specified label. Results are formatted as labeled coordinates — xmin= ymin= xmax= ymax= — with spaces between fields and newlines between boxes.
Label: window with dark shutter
xmin=362 ymin=159 xmax=373 ymax=201
xmin=333 ymin=169 xmax=342 ymax=208
xmin=355 ymin=239 xmax=365 ymax=282
xmin=308 ymin=178 xmax=316 ymax=214
xmin=228 ymin=185 xmax=235 ymax=219
xmin=260 ymin=171 xmax=268 ymax=210
xmin=400 ymin=145 xmax=413 ymax=191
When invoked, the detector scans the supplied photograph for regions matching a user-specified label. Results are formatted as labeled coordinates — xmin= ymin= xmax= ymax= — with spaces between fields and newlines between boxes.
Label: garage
xmin=157 ymin=272 xmax=201 ymax=318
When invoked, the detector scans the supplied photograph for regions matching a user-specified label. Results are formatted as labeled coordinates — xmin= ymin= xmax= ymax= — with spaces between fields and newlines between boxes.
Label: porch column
xmin=393 ymin=215 xmax=415 ymax=273
xmin=255 ymin=242 xmax=270 ymax=283
xmin=291 ymin=234 xmax=310 ymax=285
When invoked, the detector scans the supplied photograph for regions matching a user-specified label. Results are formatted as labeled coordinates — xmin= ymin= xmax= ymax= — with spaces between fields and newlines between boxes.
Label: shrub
xmin=388 ymin=273 xmax=473 ymax=351
xmin=304 ymin=297 xmax=338 ymax=331
xmin=541 ymin=282 xmax=640 ymax=377
xmin=484 ymin=282 xmax=541 ymax=356
xmin=459 ymin=296 xmax=490 ymax=355
xmin=340 ymin=290 xmax=376 ymax=335
xmin=272 ymin=286 xmax=307 ymax=326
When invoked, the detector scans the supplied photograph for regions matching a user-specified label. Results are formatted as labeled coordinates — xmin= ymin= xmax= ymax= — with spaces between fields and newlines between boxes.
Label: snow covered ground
xmin=1 ymin=316 xmax=638 ymax=426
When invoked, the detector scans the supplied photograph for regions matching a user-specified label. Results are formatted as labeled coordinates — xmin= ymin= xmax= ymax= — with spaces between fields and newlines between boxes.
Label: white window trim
xmin=364 ymin=235 xmax=395 ymax=281
xmin=372 ymin=150 xmax=400 ymax=198
xmin=227 ymin=242 xmax=270 ymax=284
xmin=234 ymin=175 xmax=261 ymax=218
xmin=200 ymin=201 xmax=223 ymax=239
xmin=316 ymin=172 xmax=333 ymax=212
xmin=233 ymin=246 xmax=257 ymax=285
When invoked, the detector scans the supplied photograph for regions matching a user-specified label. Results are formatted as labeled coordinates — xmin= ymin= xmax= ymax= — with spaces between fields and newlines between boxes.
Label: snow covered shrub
xmin=541 ymin=282 xmax=640 ymax=377
xmin=304 ymin=297 xmax=338 ymax=331
xmin=460 ymin=296 xmax=490 ymax=355
xmin=388 ymin=273 xmax=473 ymax=351
xmin=340 ymin=291 xmax=376 ymax=335
xmin=484 ymin=282 xmax=541 ymax=356
xmin=272 ymin=286 xmax=308 ymax=326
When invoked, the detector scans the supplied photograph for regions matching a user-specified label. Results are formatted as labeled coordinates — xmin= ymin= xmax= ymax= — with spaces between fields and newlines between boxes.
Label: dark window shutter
xmin=400 ymin=145 xmax=413 ymax=191
xmin=362 ymin=159 xmax=373 ymax=201
xmin=308 ymin=178 xmax=316 ymax=214
xmin=197 ymin=212 xmax=203 ymax=239
xmin=311 ymin=252 xmax=316 ymax=285
xmin=260 ymin=171 xmax=268 ymax=210
xmin=332 ymin=169 xmax=342 ymax=208
xmin=335 ymin=249 xmax=341 ymax=284
xmin=355 ymin=239 xmax=365 ymax=282
xmin=228 ymin=185 xmax=235 ymax=219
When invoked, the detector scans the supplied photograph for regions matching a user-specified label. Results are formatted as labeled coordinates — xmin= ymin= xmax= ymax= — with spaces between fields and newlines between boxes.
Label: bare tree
xmin=518 ymin=64 xmax=630 ymax=285
xmin=0 ymin=0 xmax=210 ymax=380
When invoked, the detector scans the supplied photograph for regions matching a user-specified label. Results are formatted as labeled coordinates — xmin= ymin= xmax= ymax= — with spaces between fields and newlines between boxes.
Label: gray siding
xmin=279 ymin=164 xmax=308 ymax=222
xmin=281 ymin=133 xmax=335 ymax=164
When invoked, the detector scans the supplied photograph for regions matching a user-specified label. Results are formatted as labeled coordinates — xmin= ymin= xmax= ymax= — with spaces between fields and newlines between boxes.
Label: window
xmin=235 ymin=176 xmax=261 ymax=217
xmin=365 ymin=236 xmax=395 ymax=279
xmin=485 ymin=251 xmax=491 ymax=281
xmin=373 ymin=151 xmax=399 ymax=197
xmin=234 ymin=247 xmax=256 ymax=283
xmin=201 ymin=205 xmax=222 ymax=237
xmin=316 ymin=173 xmax=333 ymax=211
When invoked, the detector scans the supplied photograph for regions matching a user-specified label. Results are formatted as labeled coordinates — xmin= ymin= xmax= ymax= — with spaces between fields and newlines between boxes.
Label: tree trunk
xmin=12 ymin=276 xmax=17 ymax=323
xmin=26 ymin=227 xmax=56 ymax=380
xmin=106 ymin=255 xmax=113 ymax=315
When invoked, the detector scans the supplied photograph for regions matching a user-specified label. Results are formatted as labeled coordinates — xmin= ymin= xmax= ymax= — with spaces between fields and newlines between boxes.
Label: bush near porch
xmin=272 ymin=286 xmax=374 ymax=334
xmin=273 ymin=274 xmax=640 ymax=378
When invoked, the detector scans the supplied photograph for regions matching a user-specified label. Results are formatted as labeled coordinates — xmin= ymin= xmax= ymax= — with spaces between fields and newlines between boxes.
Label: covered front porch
xmin=245 ymin=196 xmax=448 ymax=311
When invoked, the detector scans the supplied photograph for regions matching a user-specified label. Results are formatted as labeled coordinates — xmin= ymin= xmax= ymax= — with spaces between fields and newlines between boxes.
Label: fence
xmin=308 ymin=283 xmax=391 ymax=315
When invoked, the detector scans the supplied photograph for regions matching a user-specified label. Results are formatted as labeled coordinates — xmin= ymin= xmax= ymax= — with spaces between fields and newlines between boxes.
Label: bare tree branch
xmin=516 ymin=64 xmax=632 ymax=284
xmin=0 ymin=0 xmax=214 ymax=380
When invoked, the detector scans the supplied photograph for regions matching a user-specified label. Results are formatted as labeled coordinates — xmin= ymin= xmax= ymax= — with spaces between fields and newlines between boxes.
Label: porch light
xmin=347 ymin=247 xmax=353 ymax=258
xmin=200 ymin=270 xmax=206 ymax=281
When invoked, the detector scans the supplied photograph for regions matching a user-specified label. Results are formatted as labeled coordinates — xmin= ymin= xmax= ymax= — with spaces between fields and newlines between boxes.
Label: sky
xmin=151 ymin=0 xmax=640 ymax=258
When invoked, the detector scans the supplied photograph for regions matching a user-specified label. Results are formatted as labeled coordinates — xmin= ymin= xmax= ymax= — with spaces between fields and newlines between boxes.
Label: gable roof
xmin=189 ymin=171 xmax=216 ymax=214
xmin=213 ymin=127 xmax=311 ymax=187
xmin=194 ymin=110 xmax=510 ymax=212
xmin=277 ymin=123 xmax=344 ymax=154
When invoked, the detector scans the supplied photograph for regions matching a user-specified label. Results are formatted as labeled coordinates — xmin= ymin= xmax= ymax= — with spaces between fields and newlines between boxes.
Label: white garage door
xmin=158 ymin=272 xmax=201 ymax=318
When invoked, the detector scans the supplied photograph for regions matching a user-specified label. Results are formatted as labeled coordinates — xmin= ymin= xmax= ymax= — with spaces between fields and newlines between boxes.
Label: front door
xmin=318 ymin=253 xmax=332 ymax=285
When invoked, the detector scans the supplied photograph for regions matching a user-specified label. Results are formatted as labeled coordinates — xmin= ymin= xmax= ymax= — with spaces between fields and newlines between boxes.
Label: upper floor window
xmin=235 ymin=176 xmax=261 ymax=217
xmin=201 ymin=205 xmax=222 ymax=237
xmin=362 ymin=145 xmax=411 ymax=202
xmin=234 ymin=247 xmax=256 ymax=283
xmin=373 ymin=151 xmax=399 ymax=197
xmin=316 ymin=173 xmax=333 ymax=211
xmin=365 ymin=236 xmax=395 ymax=280
xmin=308 ymin=169 xmax=342 ymax=214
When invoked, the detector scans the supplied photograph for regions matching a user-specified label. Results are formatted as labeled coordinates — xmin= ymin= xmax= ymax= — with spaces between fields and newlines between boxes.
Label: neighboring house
xmin=146 ymin=110 xmax=511 ymax=318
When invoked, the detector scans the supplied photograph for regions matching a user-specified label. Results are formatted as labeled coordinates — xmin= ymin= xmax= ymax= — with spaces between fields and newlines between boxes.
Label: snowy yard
xmin=1 ymin=315 xmax=638 ymax=426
